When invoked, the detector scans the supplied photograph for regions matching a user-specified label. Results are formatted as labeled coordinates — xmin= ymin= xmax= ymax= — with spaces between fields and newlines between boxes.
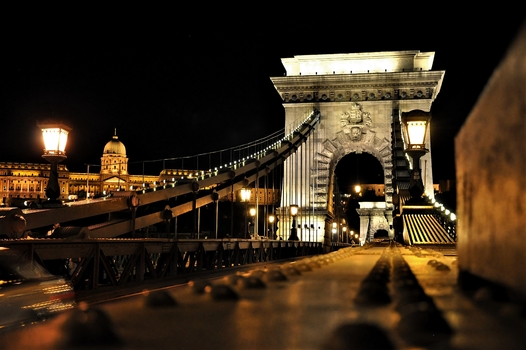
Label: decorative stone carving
xmin=340 ymin=103 xmax=373 ymax=142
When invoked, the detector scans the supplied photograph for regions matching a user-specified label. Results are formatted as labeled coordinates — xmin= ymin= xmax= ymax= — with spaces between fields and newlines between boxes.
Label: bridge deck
xmin=1 ymin=244 xmax=525 ymax=349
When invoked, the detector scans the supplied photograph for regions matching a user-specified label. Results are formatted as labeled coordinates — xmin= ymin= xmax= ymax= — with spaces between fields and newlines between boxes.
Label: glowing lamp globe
xmin=39 ymin=123 xmax=71 ymax=156
xmin=290 ymin=204 xmax=299 ymax=217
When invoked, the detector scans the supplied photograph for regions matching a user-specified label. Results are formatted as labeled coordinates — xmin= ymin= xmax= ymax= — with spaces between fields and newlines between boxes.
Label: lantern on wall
xmin=401 ymin=111 xmax=431 ymax=199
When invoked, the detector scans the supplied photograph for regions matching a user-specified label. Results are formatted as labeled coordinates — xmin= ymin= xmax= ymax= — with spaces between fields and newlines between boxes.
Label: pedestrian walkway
xmin=1 ymin=243 xmax=525 ymax=349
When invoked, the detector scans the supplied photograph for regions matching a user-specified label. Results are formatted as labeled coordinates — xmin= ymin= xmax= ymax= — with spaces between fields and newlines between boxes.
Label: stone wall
xmin=456 ymin=23 xmax=526 ymax=297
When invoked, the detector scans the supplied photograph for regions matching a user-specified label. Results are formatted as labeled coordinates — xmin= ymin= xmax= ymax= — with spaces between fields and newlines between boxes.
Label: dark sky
xmin=1 ymin=9 xmax=524 ymax=181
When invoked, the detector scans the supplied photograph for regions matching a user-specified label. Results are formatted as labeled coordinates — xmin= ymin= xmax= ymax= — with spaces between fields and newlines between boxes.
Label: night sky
xmin=2 ymin=9 xmax=524 ymax=181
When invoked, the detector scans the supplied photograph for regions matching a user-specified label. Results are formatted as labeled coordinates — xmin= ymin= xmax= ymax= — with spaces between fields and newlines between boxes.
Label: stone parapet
xmin=456 ymin=23 xmax=526 ymax=298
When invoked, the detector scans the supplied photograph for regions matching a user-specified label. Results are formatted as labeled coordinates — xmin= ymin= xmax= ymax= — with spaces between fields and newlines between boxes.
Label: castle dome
xmin=103 ymin=131 xmax=126 ymax=156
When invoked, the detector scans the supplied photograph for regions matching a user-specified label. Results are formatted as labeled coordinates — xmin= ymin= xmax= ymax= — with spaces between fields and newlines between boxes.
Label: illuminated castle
xmin=0 ymin=131 xmax=197 ymax=206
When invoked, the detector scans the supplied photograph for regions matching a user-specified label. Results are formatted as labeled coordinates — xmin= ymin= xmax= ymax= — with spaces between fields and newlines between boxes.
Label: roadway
xmin=1 ymin=243 xmax=525 ymax=349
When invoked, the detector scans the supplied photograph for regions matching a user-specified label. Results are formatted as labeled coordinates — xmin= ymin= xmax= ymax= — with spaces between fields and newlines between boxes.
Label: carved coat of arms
xmin=340 ymin=103 xmax=373 ymax=141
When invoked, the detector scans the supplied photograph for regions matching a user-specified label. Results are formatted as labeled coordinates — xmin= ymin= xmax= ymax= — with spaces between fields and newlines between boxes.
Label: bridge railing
xmin=427 ymin=195 xmax=457 ymax=242
xmin=2 ymin=238 xmax=322 ymax=292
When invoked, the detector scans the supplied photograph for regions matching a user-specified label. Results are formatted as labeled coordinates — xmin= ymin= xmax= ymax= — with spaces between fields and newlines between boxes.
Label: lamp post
xmin=354 ymin=184 xmax=362 ymax=198
xmin=343 ymin=226 xmax=347 ymax=243
xmin=38 ymin=122 xmax=71 ymax=207
xmin=268 ymin=214 xmax=275 ymax=239
xmin=288 ymin=204 xmax=299 ymax=240
xmin=332 ymin=222 xmax=338 ymax=242
xmin=401 ymin=110 xmax=431 ymax=200
xmin=85 ymin=163 xmax=101 ymax=200
xmin=240 ymin=188 xmax=251 ymax=238
xmin=249 ymin=207 xmax=256 ymax=238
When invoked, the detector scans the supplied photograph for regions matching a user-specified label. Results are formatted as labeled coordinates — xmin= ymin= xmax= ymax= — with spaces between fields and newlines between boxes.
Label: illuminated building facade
xmin=1 ymin=132 xmax=190 ymax=206
xmin=0 ymin=162 xmax=69 ymax=205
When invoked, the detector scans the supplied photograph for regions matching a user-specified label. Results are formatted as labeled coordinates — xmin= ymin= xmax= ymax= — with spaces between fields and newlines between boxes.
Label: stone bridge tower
xmin=271 ymin=51 xmax=445 ymax=247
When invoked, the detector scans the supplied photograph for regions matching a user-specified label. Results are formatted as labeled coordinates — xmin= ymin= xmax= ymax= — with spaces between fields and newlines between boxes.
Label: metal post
xmin=197 ymin=207 xmax=201 ymax=239
xmin=86 ymin=164 xmax=90 ymax=199
xmin=174 ymin=216 xmax=178 ymax=240
xmin=192 ymin=192 xmax=197 ymax=239
xmin=244 ymin=201 xmax=248 ymax=239
xmin=212 ymin=191 xmax=219 ymax=239
xmin=230 ymin=181 xmax=234 ymax=238
xmin=215 ymin=200 xmax=219 ymax=239
xmin=255 ymin=170 xmax=259 ymax=237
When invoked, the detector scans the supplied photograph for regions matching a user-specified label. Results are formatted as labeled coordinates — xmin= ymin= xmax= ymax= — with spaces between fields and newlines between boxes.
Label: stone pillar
xmin=356 ymin=208 xmax=370 ymax=244
xmin=385 ymin=211 xmax=394 ymax=239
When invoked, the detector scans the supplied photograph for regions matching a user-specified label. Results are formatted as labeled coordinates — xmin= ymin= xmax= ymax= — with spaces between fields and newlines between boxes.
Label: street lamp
xmin=85 ymin=163 xmax=101 ymax=200
xmin=343 ymin=226 xmax=347 ymax=243
xmin=240 ymin=188 xmax=251 ymax=238
xmin=288 ymin=204 xmax=299 ymax=240
xmin=354 ymin=184 xmax=362 ymax=196
xmin=332 ymin=222 xmax=338 ymax=242
xmin=401 ymin=110 xmax=431 ymax=199
xmin=268 ymin=214 xmax=275 ymax=239
xmin=38 ymin=122 xmax=71 ymax=206
xmin=249 ymin=207 xmax=256 ymax=238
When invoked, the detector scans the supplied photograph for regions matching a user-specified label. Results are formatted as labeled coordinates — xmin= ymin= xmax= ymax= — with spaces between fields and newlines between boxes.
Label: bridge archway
xmin=375 ymin=229 xmax=389 ymax=240
xmin=335 ymin=152 xmax=385 ymax=241
xmin=271 ymin=51 xmax=445 ymax=249
xmin=335 ymin=153 xmax=385 ymax=195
